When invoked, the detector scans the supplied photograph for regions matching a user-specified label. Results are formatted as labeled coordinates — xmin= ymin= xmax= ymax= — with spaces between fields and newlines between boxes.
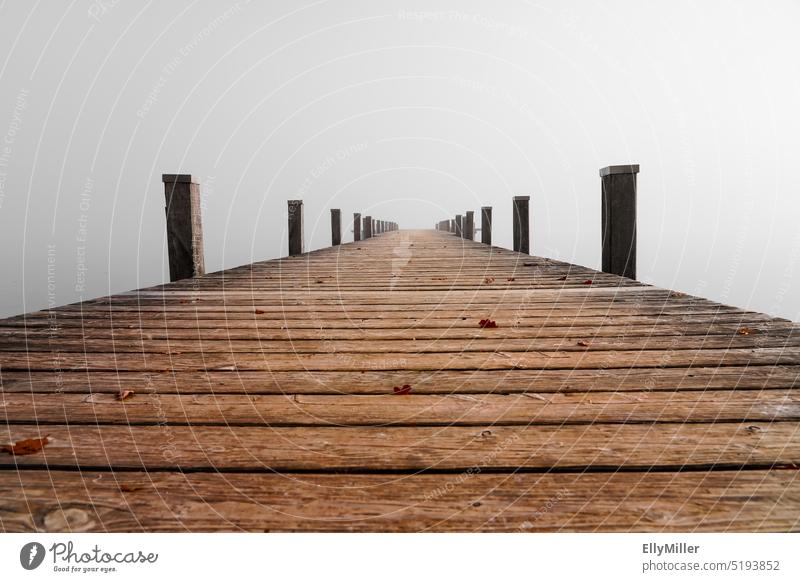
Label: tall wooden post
xmin=364 ymin=215 xmax=372 ymax=239
xmin=481 ymin=206 xmax=492 ymax=245
xmin=163 ymin=174 xmax=205 ymax=281
xmin=353 ymin=212 xmax=361 ymax=241
xmin=330 ymin=209 xmax=341 ymax=246
xmin=601 ymin=164 xmax=639 ymax=279
xmin=464 ymin=210 xmax=474 ymax=240
xmin=455 ymin=214 xmax=463 ymax=237
xmin=512 ymin=196 xmax=530 ymax=254
xmin=449 ymin=219 xmax=454 ymax=233
xmin=288 ymin=199 xmax=304 ymax=256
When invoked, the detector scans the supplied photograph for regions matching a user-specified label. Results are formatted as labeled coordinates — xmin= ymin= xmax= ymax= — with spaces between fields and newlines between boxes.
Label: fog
xmin=1 ymin=0 xmax=798 ymax=320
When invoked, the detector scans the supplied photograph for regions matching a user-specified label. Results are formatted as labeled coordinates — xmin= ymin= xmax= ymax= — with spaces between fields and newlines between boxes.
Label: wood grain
xmin=0 ymin=229 xmax=798 ymax=531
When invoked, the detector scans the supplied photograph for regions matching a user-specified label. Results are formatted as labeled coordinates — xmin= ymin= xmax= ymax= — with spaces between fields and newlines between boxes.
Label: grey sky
xmin=1 ymin=0 xmax=798 ymax=321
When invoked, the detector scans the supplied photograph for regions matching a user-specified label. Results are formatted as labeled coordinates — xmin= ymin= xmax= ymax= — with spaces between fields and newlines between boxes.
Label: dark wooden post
xmin=364 ymin=215 xmax=372 ymax=239
xmin=163 ymin=174 xmax=205 ymax=281
xmin=464 ymin=210 xmax=474 ymax=240
xmin=330 ymin=209 xmax=341 ymax=246
xmin=601 ymin=164 xmax=639 ymax=279
xmin=353 ymin=212 xmax=361 ymax=241
xmin=288 ymin=199 xmax=304 ymax=255
xmin=481 ymin=206 xmax=492 ymax=245
xmin=449 ymin=219 xmax=454 ymax=233
xmin=512 ymin=196 xmax=530 ymax=254
xmin=455 ymin=214 xmax=463 ymax=237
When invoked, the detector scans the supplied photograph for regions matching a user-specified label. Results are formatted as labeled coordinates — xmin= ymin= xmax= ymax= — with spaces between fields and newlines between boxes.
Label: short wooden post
xmin=330 ymin=209 xmax=341 ymax=246
xmin=512 ymin=196 xmax=529 ymax=254
xmin=464 ymin=210 xmax=474 ymax=240
xmin=481 ymin=206 xmax=492 ymax=245
xmin=353 ymin=212 xmax=361 ymax=241
xmin=601 ymin=164 xmax=639 ymax=279
xmin=455 ymin=214 xmax=463 ymax=237
xmin=163 ymin=174 xmax=205 ymax=281
xmin=288 ymin=200 xmax=304 ymax=255
xmin=363 ymin=215 xmax=372 ymax=239
xmin=449 ymin=219 xmax=455 ymax=233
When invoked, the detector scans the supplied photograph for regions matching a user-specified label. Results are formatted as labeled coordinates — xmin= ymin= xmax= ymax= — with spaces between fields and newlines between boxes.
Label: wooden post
xmin=449 ymin=219 xmax=455 ymax=233
xmin=163 ymin=174 xmax=205 ymax=281
xmin=464 ymin=211 xmax=474 ymax=240
xmin=363 ymin=215 xmax=372 ymax=239
xmin=455 ymin=214 xmax=463 ymax=237
xmin=481 ymin=206 xmax=492 ymax=245
xmin=353 ymin=212 xmax=361 ymax=241
xmin=601 ymin=164 xmax=639 ymax=279
xmin=330 ymin=209 xmax=341 ymax=246
xmin=288 ymin=199 xmax=304 ymax=255
xmin=512 ymin=196 xmax=530 ymax=254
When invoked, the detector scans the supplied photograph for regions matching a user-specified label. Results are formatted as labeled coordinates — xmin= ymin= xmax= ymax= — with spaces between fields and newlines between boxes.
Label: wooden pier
xmin=1 ymin=229 xmax=799 ymax=531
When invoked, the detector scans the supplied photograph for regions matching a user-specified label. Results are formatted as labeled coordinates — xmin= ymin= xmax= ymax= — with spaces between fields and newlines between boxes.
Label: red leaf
xmin=582 ymin=279 xmax=593 ymax=285
xmin=1 ymin=436 xmax=50 ymax=456
xmin=254 ymin=309 xmax=265 ymax=315
xmin=576 ymin=340 xmax=590 ymax=347
xmin=479 ymin=319 xmax=498 ymax=329
xmin=393 ymin=384 xmax=412 ymax=395
xmin=507 ymin=277 xmax=515 ymax=282
xmin=117 ymin=390 xmax=135 ymax=401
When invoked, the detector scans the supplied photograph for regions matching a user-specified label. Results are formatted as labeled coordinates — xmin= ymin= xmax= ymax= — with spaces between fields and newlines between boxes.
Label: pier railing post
xmin=512 ymin=195 xmax=530 ymax=254
xmin=331 ymin=209 xmax=341 ymax=246
xmin=162 ymin=174 xmax=205 ymax=281
xmin=353 ymin=212 xmax=361 ymax=241
xmin=600 ymin=164 xmax=639 ymax=279
xmin=455 ymin=214 xmax=463 ymax=237
xmin=288 ymin=199 xmax=304 ymax=255
xmin=481 ymin=206 xmax=492 ymax=245
xmin=364 ymin=215 xmax=373 ymax=239
xmin=464 ymin=210 xmax=474 ymax=240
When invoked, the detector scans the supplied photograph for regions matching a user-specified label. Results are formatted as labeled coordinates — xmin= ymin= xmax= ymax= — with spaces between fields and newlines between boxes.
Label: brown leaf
xmin=557 ymin=275 xmax=567 ymax=281
xmin=483 ymin=277 xmax=495 ymax=284
xmin=576 ymin=340 xmax=590 ymax=347
xmin=737 ymin=327 xmax=756 ymax=336
xmin=507 ymin=277 xmax=515 ymax=282
xmin=254 ymin=309 xmax=265 ymax=315
xmin=393 ymin=384 xmax=412 ymax=395
xmin=1 ymin=436 xmax=50 ymax=456
xmin=117 ymin=390 xmax=135 ymax=401
xmin=582 ymin=279 xmax=593 ymax=285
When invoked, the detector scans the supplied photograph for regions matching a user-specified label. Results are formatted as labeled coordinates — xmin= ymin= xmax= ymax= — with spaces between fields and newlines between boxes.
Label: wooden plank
xmin=1 ymin=469 xmax=798 ymax=532
xmin=2 ymin=422 xmax=798 ymax=470
xmin=1 ymin=320 xmax=795 ymax=341
xmin=2 ymin=366 xmax=797 ymax=395
xmin=1 ymin=347 xmax=797 ymax=372
xmin=1 ymin=333 xmax=796 ymax=354
xmin=2 ymin=390 xmax=798 ymax=426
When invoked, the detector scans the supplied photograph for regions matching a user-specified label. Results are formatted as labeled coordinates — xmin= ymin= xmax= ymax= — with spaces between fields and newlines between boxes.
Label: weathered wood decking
xmin=1 ymin=229 xmax=799 ymax=531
